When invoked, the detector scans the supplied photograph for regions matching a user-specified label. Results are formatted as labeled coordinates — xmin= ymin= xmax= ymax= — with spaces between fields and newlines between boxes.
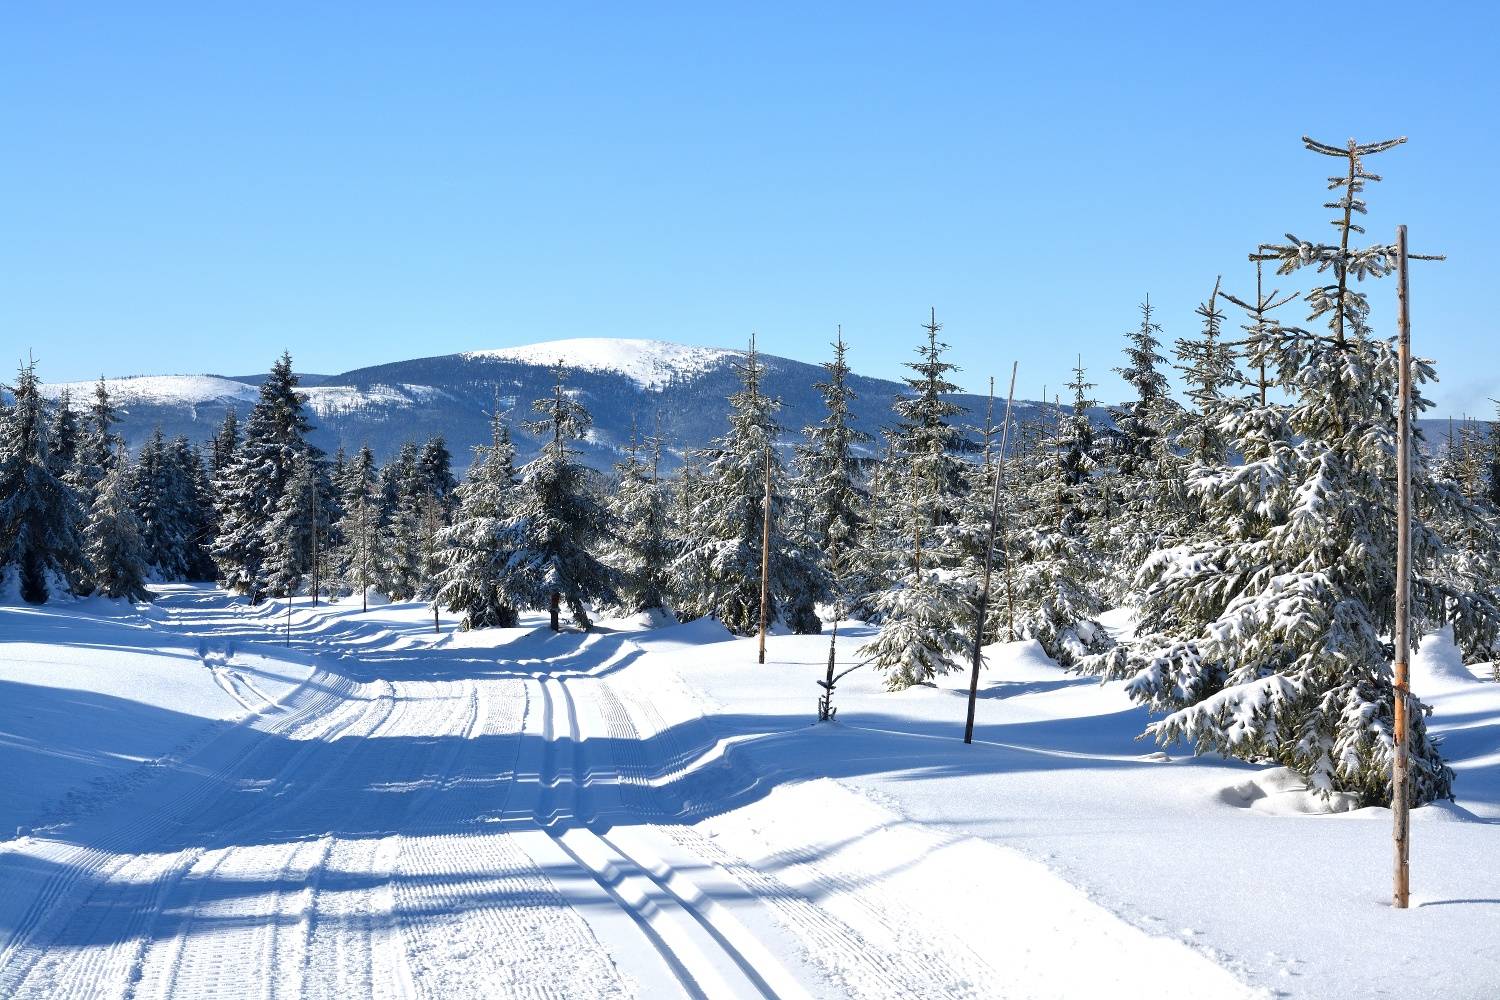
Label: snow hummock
xmin=464 ymin=338 xmax=739 ymax=390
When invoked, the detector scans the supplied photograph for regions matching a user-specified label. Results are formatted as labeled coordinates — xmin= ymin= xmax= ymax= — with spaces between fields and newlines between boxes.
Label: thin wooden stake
xmin=965 ymin=362 xmax=1018 ymax=745
xmin=1392 ymin=224 xmax=1413 ymax=909
xmin=758 ymin=444 xmax=772 ymax=665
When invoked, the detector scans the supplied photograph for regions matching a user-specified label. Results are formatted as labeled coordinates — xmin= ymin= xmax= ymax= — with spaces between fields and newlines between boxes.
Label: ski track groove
xmin=0 ymin=591 xmax=1021 ymax=1000
xmin=605 ymin=680 xmax=1003 ymax=1000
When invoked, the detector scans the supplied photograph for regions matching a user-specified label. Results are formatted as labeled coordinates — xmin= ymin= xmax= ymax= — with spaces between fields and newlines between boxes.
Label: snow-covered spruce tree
xmin=857 ymin=311 xmax=973 ymax=688
xmin=1173 ymin=278 xmax=1241 ymax=466
xmin=85 ymin=445 xmax=152 ymax=601
xmin=1108 ymin=302 xmax=1187 ymax=575
xmin=73 ymin=376 xmax=122 ymax=502
xmin=381 ymin=447 xmax=435 ymax=602
xmin=504 ymin=364 xmax=617 ymax=631
xmin=793 ymin=328 xmax=872 ymax=603
xmin=210 ymin=354 xmax=319 ymax=601
xmin=47 ymin=389 xmax=80 ymax=482
xmin=417 ymin=435 xmax=459 ymax=518
xmin=133 ymin=427 xmax=210 ymax=581
xmin=0 ymin=361 xmax=89 ymax=602
xmin=169 ymin=435 xmax=218 ymax=580
xmin=264 ymin=448 xmax=334 ymax=599
xmin=332 ymin=444 xmax=382 ymax=609
xmin=1082 ymin=136 xmax=1500 ymax=806
xmin=670 ymin=339 xmax=824 ymax=635
xmin=210 ymin=409 xmax=240 ymax=480
xmin=606 ymin=423 xmax=672 ymax=615
xmin=1005 ymin=370 xmax=1112 ymax=664
xmin=438 ymin=412 xmax=520 ymax=628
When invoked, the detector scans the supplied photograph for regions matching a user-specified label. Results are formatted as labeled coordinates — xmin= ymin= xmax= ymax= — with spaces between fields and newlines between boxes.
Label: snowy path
xmin=0 ymin=590 xmax=1263 ymax=998
xmin=0 ymin=592 xmax=963 ymax=998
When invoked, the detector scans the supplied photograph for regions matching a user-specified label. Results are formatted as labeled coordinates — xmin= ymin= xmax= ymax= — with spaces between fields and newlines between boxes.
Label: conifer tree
xmin=418 ymin=435 xmax=458 ymax=517
xmin=47 ymin=389 xmax=80 ymax=482
xmin=1174 ymin=278 xmax=1240 ymax=465
xmin=794 ymin=328 xmax=871 ymax=597
xmin=211 ymin=353 xmax=318 ymax=601
xmin=504 ymin=364 xmax=617 ymax=631
xmin=332 ymin=444 xmax=382 ymax=610
xmin=607 ymin=421 xmax=671 ymax=615
xmin=1082 ymin=136 xmax=1500 ymax=805
xmin=1005 ymin=374 xmax=1112 ymax=664
xmin=857 ymin=312 xmax=973 ymax=688
xmin=438 ymin=412 xmax=520 ymax=629
xmin=74 ymin=376 xmax=121 ymax=501
xmin=0 ymin=361 xmax=89 ymax=602
xmin=670 ymin=338 xmax=823 ymax=635
xmin=265 ymin=448 xmax=334 ymax=599
xmin=85 ymin=445 xmax=152 ymax=601
xmin=210 ymin=409 xmax=240 ymax=480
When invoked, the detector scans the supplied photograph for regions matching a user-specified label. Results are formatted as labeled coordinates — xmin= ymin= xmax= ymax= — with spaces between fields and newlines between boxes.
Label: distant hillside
xmin=36 ymin=338 xmax=1098 ymax=472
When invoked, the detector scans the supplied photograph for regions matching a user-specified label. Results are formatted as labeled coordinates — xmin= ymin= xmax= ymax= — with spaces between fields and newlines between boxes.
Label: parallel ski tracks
xmin=0 ymin=593 xmax=1012 ymax=999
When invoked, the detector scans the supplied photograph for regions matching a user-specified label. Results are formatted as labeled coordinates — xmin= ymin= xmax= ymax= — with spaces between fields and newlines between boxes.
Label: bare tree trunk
xmin=1392 ymin=224 xmax=1413 ymax=909
xmin=550 ymin=591 xmax=561 ymax=633
xmin=965 ymin=363 xmax=1017 ymax=745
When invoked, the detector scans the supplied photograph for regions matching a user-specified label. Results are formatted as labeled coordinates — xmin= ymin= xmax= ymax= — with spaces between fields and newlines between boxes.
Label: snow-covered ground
xmin=1 ymin=589 xmax=1495 ymax=998
xmin=465 ymin=338 xmax=739 ymax=390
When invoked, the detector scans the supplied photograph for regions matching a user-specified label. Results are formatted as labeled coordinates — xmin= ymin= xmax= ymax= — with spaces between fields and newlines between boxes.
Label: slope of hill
xmin=36 ymin=339 xmax=1078 ymax=471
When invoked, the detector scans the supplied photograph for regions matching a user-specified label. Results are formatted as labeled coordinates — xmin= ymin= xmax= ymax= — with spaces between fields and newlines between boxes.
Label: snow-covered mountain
xmin=36 ymin=338 xmax=1076 ymax=471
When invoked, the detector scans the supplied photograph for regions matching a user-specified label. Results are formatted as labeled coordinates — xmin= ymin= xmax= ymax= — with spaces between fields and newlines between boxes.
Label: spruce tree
xmin=1006 ymin=376 xmax=1112 ymax=664
xmin=47 ymin=389 xmax=80 ymax=482
xmin=0 ymin=361 xmax=89 ymax=602
xmin=1174 ymin=278 xmax=1240 ymax=466
xmin=210 ymin=409 xmax=240 ymax=480
xmin=606 ymin=421 xmax=671 ymax=615
xmin=85 ymin=445 xmax=152 ymax=601
xmin=332 ymin=444 xmax=382 ymax=610
xmin=438 ymin=412 xmax=520 ymax=629
xmin=264 ymin=448 xmax=334 ymax=599
xmin=74 ymin=376 xmax=121 ymax=501
xmin=1082 ymin=136 xmax=1500 ymax=805
xmin=794 ymin=328 xmax=871 ymax=601
xmin=669 ymin=338 xmax=823 ymax=635
xmin=857 ymin=312 xmax=973 ymax=688
xmin=505 ymin=364 xmax=617 ymax=631
xmin=210 ymin=353 xmax=318 ymax=601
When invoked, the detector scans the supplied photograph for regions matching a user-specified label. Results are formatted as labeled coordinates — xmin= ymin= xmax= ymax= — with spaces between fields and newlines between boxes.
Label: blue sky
xmin=3 ymin=3 xmax=1496 ymax=415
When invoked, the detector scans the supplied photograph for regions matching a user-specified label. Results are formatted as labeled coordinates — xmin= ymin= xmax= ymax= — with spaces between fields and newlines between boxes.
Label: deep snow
xmin=1 ymin=589 xmax=1496 ymax=998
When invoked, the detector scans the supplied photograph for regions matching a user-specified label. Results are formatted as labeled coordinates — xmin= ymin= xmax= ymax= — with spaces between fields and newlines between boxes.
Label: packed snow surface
xmin=2 ymin=589 xmax=1497 ymax=997
xmin=465 ymin=338 xmax=739 ymax=389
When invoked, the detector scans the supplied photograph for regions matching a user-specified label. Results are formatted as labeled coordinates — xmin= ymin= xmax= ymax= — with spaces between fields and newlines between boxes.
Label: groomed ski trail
xmin=0 ymin=587 xmax=1184 ymax=999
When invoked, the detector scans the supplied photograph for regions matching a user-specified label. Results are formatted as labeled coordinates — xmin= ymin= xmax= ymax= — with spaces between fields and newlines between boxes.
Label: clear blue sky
xmin=3 ymin=3 xmax=1495 ymax=415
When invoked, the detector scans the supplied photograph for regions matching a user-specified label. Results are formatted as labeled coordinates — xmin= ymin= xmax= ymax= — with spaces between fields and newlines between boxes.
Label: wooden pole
xmin=758 ymin=444 xmax=772 ymax=665
xmin=965 ymin=362 xmax=1018 ymax=745
xmin=1392 ymin=224 xmax=1413 ymax=909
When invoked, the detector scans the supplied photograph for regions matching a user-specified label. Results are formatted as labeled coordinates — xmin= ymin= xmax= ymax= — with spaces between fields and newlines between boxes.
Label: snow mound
xmin=1216 ymin=767 xmax=1361 ymax=815
xmin=40 ymin=374 xmax=261 ymax=407
xmin=1412 ymin=625 xmax=1485 ymax=691
xmin=464 ymin=338 xmax=739 ymax=389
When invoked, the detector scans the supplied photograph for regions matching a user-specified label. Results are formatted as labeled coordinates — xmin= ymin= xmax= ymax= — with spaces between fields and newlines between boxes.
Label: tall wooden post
xmin=1392 ymin=225 xmax=1413 ymax=909
xmin=965 ymin=362 xmax=1018 ymax=745
xmin=758 ymin=444 xmax=772 ymax=665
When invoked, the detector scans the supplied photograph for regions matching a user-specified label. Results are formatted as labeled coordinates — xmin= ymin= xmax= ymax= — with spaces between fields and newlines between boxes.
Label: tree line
xmin=4 ymin=134 xmax=1498 ymax=807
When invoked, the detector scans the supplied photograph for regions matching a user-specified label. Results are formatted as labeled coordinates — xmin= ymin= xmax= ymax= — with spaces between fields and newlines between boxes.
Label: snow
xmin=1 ymin=589 xmax=1496 ymax=998
xmin=38 ymin=374 xmax=262 ymax=407
xmin=465 ymin=338 xmax=739 ymax=390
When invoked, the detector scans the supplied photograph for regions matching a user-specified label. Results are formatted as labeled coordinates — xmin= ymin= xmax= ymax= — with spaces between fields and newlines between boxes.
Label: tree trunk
xmin=550 ymin=591 xmax=561 ymax=632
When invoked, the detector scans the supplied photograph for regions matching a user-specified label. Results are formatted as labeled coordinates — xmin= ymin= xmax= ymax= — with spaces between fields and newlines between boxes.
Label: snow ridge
xmin=464 ymin=338 xmax=740 ymax=390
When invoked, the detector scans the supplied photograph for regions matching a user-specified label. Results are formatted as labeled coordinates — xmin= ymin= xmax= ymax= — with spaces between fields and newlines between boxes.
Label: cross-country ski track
xmin=0 ymin=587 xmax=1263 ymax=999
